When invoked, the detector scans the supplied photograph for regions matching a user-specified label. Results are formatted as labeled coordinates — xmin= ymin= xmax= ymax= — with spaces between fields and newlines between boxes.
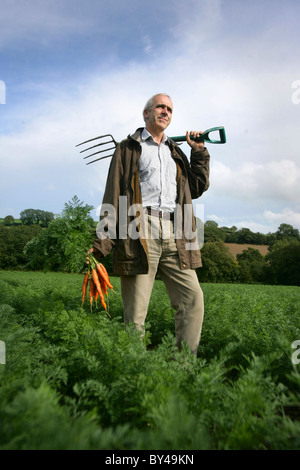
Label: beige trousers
xmin=120 ymin=213 xmax=204 ymax=353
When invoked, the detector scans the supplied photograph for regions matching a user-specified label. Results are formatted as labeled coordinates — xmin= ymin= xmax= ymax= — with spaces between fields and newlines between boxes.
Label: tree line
xmin=2 ymin=209 xmax=55 ymax=227
xmin=203 ymin=220 xmax=300 ymax=246
xmin=0 ymin=197 xmax=299 ymax=285
xmin=196 ymin=239 xmax=300 ymax=286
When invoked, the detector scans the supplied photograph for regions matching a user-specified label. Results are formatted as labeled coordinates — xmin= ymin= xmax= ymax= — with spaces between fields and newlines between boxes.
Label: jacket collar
xmin=128 ymin=128 xmax=144 ymax=143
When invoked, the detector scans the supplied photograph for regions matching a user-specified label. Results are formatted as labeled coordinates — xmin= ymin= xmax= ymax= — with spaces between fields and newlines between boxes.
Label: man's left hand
xmin=186 ymin=131 xmax=205 ymax=151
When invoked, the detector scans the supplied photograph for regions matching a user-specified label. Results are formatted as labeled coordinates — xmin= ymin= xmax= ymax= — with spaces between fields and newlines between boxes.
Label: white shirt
xmin=138 ymin=128 xmax=177 ymax=213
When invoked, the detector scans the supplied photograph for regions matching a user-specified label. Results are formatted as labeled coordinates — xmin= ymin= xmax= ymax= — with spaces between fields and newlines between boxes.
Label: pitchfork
xmin=76 ymin=126 xmax=226 ymax=165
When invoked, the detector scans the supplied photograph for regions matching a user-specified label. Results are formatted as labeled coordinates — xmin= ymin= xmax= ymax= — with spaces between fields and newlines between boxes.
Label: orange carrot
xmin=92 ymin=268 xmax=107 ymax=311
xmin=96 ymin=263 xmax=113 ymax=289
xmin=100 ymin=276 xmax=108 ymax=295
xmin=89 ymin=278 xmax=96 ymax=310
xmin=82 ymin=272 xmax=89 ymax=305
xmin=93 ymin=272 xmax=99 ymax=304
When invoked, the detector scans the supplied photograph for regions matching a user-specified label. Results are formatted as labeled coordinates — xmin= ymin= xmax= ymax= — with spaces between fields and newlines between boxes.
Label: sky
xmin=0 ymin=0 xmax=299 ymax=234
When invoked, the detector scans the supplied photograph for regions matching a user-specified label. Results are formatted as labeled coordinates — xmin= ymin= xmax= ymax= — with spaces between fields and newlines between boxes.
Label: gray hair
xmin=143 ymin=93 xmax=172 ymax=122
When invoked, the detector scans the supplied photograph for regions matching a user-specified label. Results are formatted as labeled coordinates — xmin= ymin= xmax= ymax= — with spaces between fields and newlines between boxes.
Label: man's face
xmin=144 ymin=95 xmax=173 ymax=134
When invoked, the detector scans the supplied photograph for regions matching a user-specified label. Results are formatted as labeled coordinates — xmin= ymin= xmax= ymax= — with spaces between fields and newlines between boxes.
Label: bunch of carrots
xmin=82 ymin=254 xmax=113 ymax=317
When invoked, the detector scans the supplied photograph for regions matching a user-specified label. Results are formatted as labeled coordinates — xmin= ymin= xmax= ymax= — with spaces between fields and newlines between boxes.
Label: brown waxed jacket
xmin=93 ymin=128 xmax=210 ymax=275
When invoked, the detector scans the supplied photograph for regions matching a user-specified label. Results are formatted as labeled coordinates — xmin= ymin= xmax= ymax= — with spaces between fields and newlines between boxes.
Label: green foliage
xmin=266 ymin=239 xmax=300 ymax=285
xmin=24 ymin=196 xmax=95 ymax=273
xmin=0 ymin=224 xmax=42 ymax=269
xmin=237 ymin=247 xmax=267 ymax=283
xmin=3 ymin=215 xmax=14 ymax=226
xmin=204 ymin=220 xmax=270 ymax=244
xmin=197 ymin=241 xmax=240 ymax=283
xmin=198 ymin=235 xmax=299 ymax=285
xmin=204 ymin=220 xmax=226 ymax=242
xmin=0 ymin=270 xmax=299 ymax=450
xmin=20 ymin=209 xmax=54 ymax=226
xmin=275 ymin=223 xmax=300 ymax=242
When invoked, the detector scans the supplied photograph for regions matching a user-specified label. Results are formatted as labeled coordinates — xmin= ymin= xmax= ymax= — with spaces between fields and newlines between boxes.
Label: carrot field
xmin=0 ymin=270 xmax=300 ymax=450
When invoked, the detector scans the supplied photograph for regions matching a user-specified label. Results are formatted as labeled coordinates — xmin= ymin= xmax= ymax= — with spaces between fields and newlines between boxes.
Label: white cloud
xmin=141 ymin=34 xmax=153 ymax=54
xmin=264 ymin=209 xmax=300 ymax=229
xmin=206 ymin=214 xmax=227 ymax=224
xmin=233 ymin=220 xmax=276 ymax=234
xmin=211 ymin=159 xmax=300 ymax=203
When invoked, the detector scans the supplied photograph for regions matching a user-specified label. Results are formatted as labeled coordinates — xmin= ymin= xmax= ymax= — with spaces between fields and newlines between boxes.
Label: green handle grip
xmin=171 ymin=126 xmax=226 ymax=144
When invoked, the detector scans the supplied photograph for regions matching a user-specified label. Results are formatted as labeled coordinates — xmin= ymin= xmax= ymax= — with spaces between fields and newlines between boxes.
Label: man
xmin=91 ymin=93 xmax=210 ymax=354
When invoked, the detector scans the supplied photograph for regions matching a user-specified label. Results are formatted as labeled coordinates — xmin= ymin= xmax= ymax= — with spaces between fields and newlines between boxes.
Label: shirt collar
xmin=140 ymin=127 xmax=169 ymax=144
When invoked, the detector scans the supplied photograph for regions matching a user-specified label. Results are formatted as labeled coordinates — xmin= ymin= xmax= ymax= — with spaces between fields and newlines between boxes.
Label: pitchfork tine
xmin=75 ymin=134 xmax=117 ymax=147
xmin=86 ymin=153 xmax=115 ymax=165
xmin=83 ymin=146 xmax=117 ymax=160
xmin=78 ymin=139 xmax=115 ymax=154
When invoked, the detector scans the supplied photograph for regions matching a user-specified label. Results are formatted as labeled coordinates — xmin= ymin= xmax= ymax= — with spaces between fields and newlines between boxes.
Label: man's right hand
xmin=86 ymin=247 xmax=94 ymax=264
xmin=186 ymin=130 xmax=205 ymax=151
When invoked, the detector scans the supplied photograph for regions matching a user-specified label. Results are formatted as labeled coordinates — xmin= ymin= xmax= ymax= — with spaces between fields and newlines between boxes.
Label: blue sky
xmin=1 ymin=0 xmax=300 ymax=233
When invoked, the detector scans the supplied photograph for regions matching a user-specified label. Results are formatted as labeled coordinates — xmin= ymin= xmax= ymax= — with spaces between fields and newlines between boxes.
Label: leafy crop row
xmin=0 ymin=270 xmax=299 ymax=450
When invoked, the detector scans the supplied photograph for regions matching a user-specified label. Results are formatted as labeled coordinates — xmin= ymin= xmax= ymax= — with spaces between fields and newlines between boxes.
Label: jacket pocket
xmin=114 ymin=238 xmax=139 ymax=262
